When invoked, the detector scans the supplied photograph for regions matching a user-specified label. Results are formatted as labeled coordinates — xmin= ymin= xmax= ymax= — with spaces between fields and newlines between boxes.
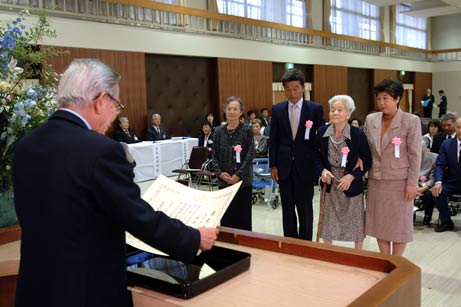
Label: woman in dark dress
xmin=212 ymin=96 xmax=254 ymax=231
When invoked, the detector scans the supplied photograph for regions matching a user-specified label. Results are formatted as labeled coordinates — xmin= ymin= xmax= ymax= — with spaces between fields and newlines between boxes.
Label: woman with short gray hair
xmin=314 ymin=95 xmax=372 ymax=249
xmin=212 ymin=96 xmax=254 ymax=231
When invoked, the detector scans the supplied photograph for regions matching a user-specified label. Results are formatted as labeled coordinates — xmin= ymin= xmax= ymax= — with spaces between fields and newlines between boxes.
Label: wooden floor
xmin=138 ymin=180 xmax=461 ymax=307
xmin=251 ymin=187 xmax=461 ymax=307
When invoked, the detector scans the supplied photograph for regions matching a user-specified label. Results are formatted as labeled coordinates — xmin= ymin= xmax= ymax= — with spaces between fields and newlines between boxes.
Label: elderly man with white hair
xmin=145 ymin=113 xmax=168 ymax=141
xmin=13 ymin=58 xmax=218 ymax=307
xmin=314 ymin=94 xmax=372 ymax=249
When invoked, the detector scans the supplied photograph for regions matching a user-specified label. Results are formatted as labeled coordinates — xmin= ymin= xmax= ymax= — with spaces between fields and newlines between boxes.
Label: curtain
xmin=395 ymin=4 xmax=427 ymax=49
xmin=426 ymin=17 xmax=431 ymax=50
xmin=305 ymin=0 xmax=312 ymax=29
xmin=329 ymin=0 xmax=380 ymax=41
xmin=216 ymin=0 xmax=307 ymax=28
xmin=379 ymin=7 xmax=385 ymax=42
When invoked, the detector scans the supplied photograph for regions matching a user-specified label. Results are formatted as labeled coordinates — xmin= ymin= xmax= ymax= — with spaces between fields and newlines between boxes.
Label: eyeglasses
xmin=94 ymin=92 xmax=125 ymax=114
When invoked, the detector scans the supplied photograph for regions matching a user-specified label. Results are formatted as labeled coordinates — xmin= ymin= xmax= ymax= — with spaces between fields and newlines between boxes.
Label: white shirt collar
xmin=59 ymin=108 xmax=92 ymax=130
xmin=288 ymin=98 xmax=303 ymax=109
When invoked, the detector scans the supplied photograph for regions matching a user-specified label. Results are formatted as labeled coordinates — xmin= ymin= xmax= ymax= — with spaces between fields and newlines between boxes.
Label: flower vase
xmin=0 ymin=189 xmax=17 ymax=228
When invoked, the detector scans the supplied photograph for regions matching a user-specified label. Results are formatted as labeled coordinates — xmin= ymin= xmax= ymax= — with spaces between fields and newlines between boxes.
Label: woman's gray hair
xmin=328 ymin=95 xmax=356 ymax=113
xmin=223 ymin=96 xmax=244 ymax=112
xmin=57 ymin=59 xmax=121 ymax=108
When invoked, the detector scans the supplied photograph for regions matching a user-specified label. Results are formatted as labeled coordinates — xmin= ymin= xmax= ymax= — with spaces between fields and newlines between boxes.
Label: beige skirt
xmin=365 ymin=179 xmax=414 ymax=243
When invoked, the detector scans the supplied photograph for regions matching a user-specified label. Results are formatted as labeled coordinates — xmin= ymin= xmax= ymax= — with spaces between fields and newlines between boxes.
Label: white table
xmin=127 ymin=139 xmax=198 ymax=182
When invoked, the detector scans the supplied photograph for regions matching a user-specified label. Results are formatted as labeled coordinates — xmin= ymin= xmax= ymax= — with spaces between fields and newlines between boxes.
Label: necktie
xmin=124 ymin=129 xmax=130 ymax=136
xmin=458 ymin=143 xmax=461 ymax=166
xmin=290 ymin=104 xmax=299 ymax=141
xmin=156 ymin=127 xmax=160 ymax=134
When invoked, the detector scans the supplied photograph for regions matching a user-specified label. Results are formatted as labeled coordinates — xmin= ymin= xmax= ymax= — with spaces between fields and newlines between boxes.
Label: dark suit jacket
xmin=198 ymin=132 xmax=214 ymax=158
xmin=145 ymin=125 xmax=168 ymax=141
xmin=13 ymin=110 xmax=200 ymax=307
xmin=438 ymin=95 xmax=447 ymax=112
xmin=269 ymin=99 xmax=325 ymax=183
xmin=314 ymin=125 xmax=372 ymax=197
xmin=431 ymin=131 xmax=449 ymax=154
xmin=113 ymin=127 xmax=140 ymax=144
xmin=434 ymin=137 xmax=461 ymax=188
xmin=422 ymin=94 xmax=434 ymax=110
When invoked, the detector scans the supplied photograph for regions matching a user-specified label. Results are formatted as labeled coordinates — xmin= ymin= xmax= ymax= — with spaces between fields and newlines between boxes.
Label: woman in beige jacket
xmin=364 ymin=79 xmax=421 ymax=256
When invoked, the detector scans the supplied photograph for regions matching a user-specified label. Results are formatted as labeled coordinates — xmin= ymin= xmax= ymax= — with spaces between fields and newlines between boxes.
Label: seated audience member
xmin=252 ymin=119 xmax=268 ymax=157
xmin=245 ymin=110 xmax=256 ymax=126
xmin=205 ymin=112 xmax=218 ymax=131
xmin=198 ymin=122 xmax=214 ymax=158
xmin=423 ymin=120 xmax=441 ymax=151
xmin=259 ymin=108 xmax=270 ymax=127
xmin=239 ymin=115 xmax=245 ymax=125
xmin=431 ymin=117 xmax=461 ymax=232
xmin=349 ymin=117 xmax=362 ymax=128
xmin=431 ymin=113 xmax=456 ymax=154
xmin=417 ymin=141 xmax=438 ymax=226
xmin=145 ymin=113 xmax=168 ymax=141
xmin=315 ymin=95 xmax=371 ymax=249
xmin=113 ymin=116 xmax=140 ymax=144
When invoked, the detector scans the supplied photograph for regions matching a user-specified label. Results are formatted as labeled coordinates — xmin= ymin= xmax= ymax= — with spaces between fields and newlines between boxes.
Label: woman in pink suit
xmin=364 ymin=79 xmax=421 ymax=256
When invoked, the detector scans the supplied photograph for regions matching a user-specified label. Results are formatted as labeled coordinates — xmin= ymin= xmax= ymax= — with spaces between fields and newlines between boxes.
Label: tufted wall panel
xmin=145 ymin=54 xmax=217 ymax=138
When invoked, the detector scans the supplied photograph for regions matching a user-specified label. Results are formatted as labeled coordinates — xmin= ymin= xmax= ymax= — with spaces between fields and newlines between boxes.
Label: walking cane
xmin=316 ymin=183 xmax=327 ymax=243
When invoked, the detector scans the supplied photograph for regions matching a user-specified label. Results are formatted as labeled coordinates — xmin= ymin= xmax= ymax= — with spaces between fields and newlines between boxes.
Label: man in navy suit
xmin=432 ymin=116 xmax=461 ymax=232
xmin=13 ymin=59 xmax=218 ymax=307
xmin=145 ymin=113 xmax=168 ymax=141
xmin=269 ymin=69 xmax=325 ymax=240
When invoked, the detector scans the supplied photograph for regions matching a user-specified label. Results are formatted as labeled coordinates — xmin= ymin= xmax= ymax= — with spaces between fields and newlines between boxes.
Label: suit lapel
xmin=297 ymin=100 xmax=309 ymax=140
xmin=370 ymin=112 xmax=382 ymax=157
xmin=280 ymin=101 xmax=292 ymax=139
xmin=381 ymin=109 xmax=403 ymax=155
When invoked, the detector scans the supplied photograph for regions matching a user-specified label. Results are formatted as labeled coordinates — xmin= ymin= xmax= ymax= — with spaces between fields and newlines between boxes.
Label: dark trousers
xmin=220 ymin=185 xmax=252 ymax=231
xmin=434 ymin=183 xmax=460 ymax=224
xmin=438 ymin=109 xmax=447 ymax=118
xmin=278 ymin=164 xmax=314 ymax=241
xmin=420 ymin=189 xmax=435 ymax=218
xmin=423 ymin=107 xmax=432 ymax=118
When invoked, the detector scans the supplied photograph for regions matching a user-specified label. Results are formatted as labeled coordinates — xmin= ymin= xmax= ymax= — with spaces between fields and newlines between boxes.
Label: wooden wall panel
xmin=217 ymin=58 xmax=272 ymax=121
xmin=46 ymin=47 xmax=147 ymax=138
xmin=414 ymin=72 xmax=433 ymax=118
xmin=348 ymin=68 xmax=373 ymax=124
xmin=312 ymin=65 xmax=347 ymax=118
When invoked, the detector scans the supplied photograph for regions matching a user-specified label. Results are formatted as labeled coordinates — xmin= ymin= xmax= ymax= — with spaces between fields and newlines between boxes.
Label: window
xmin=217 ymin=0 xmax=307 ymax=28
xmin=395 ymin=4 xmax=427 ymax=49
xmin=330 ymin=0 xmax=380 ymax=41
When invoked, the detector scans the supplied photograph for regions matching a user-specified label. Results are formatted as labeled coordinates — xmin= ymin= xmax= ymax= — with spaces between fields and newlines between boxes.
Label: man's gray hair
xmin=328 ymin=95 xmax=356 ymax=113
xmin=57 ymin=59 xmax=121 ymax=108
xmin=441 ymin=113 xmax=457 ymax=122
xmin=118 ymin=116 xmax=128 ymax=123
xmin=152 ymin=114 xmax=161 ymax=119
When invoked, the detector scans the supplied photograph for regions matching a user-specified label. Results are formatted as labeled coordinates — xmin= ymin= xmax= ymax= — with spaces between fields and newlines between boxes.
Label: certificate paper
xmin=126 ymin=175 xmax=241 ymax=255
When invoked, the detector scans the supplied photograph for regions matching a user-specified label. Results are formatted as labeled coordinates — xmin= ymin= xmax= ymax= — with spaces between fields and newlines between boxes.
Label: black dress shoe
xmin=434 ymin=222 xmax=455 ymax=232
xmin=423 ymin=215 xmax=432 ymax=226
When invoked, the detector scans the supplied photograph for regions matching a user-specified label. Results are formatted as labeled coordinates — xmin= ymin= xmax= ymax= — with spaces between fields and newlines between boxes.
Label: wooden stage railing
xmin=0 ymin=0 xmax=459 ymax=62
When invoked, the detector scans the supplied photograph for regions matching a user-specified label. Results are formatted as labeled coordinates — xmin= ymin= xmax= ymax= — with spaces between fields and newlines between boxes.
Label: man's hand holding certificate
xmin=126 ymin=175 xmax=241 ymax=255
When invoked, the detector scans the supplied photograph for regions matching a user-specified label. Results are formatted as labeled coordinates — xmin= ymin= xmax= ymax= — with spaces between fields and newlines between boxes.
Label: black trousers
xmin=220 ymin=185 xmax=252 ymax=231
xmin=420 ymin=189 xmax=435 ymax=217
xmin=434 ymin=183 xmax=460 ymax=224
xmin=278 ymin=163 xmax=314 ymax=241
xmin=423 ymin=106 xmax=432 ymax=118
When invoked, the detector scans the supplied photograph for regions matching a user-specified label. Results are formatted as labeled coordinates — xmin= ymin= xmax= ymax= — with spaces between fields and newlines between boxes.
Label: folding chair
xmin=172 ymin=146 xmax=209 ymax=188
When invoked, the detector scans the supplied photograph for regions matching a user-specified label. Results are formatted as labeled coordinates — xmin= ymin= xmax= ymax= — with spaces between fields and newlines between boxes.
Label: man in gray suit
xmin=416 ymin=141 xmax=438 ymax=226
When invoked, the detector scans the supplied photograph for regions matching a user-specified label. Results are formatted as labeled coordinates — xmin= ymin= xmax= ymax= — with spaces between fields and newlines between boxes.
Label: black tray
xmin=126 ymin=245 xmax=251 ymax=299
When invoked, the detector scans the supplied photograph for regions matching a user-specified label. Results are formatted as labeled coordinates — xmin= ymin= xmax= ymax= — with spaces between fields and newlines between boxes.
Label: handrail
xmin=104 ymin=0 xmax=427 ymax=53
xmin=0 ymin=0 xmax=459 ymax=61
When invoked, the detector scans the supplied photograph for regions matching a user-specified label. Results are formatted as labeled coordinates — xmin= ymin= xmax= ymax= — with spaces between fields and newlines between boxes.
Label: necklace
xmin=329 ymin=135 xmax=343 ymax=145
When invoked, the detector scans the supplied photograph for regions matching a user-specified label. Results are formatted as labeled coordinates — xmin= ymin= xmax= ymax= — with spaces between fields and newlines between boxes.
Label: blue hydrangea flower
xmin=26 ymin=88 xmax=37 ymax=100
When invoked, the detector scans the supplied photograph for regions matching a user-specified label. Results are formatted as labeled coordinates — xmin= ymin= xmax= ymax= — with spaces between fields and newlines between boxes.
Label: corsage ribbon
xmin=392 ymin=137 xmax=401 ymax=158
xmin=305 ymin=120 xmax=313 ymax=140
xmin=341 ymin=146 xmax=350 ymax=168
xmin=234 ymin=144 xmax=242 ymax=163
